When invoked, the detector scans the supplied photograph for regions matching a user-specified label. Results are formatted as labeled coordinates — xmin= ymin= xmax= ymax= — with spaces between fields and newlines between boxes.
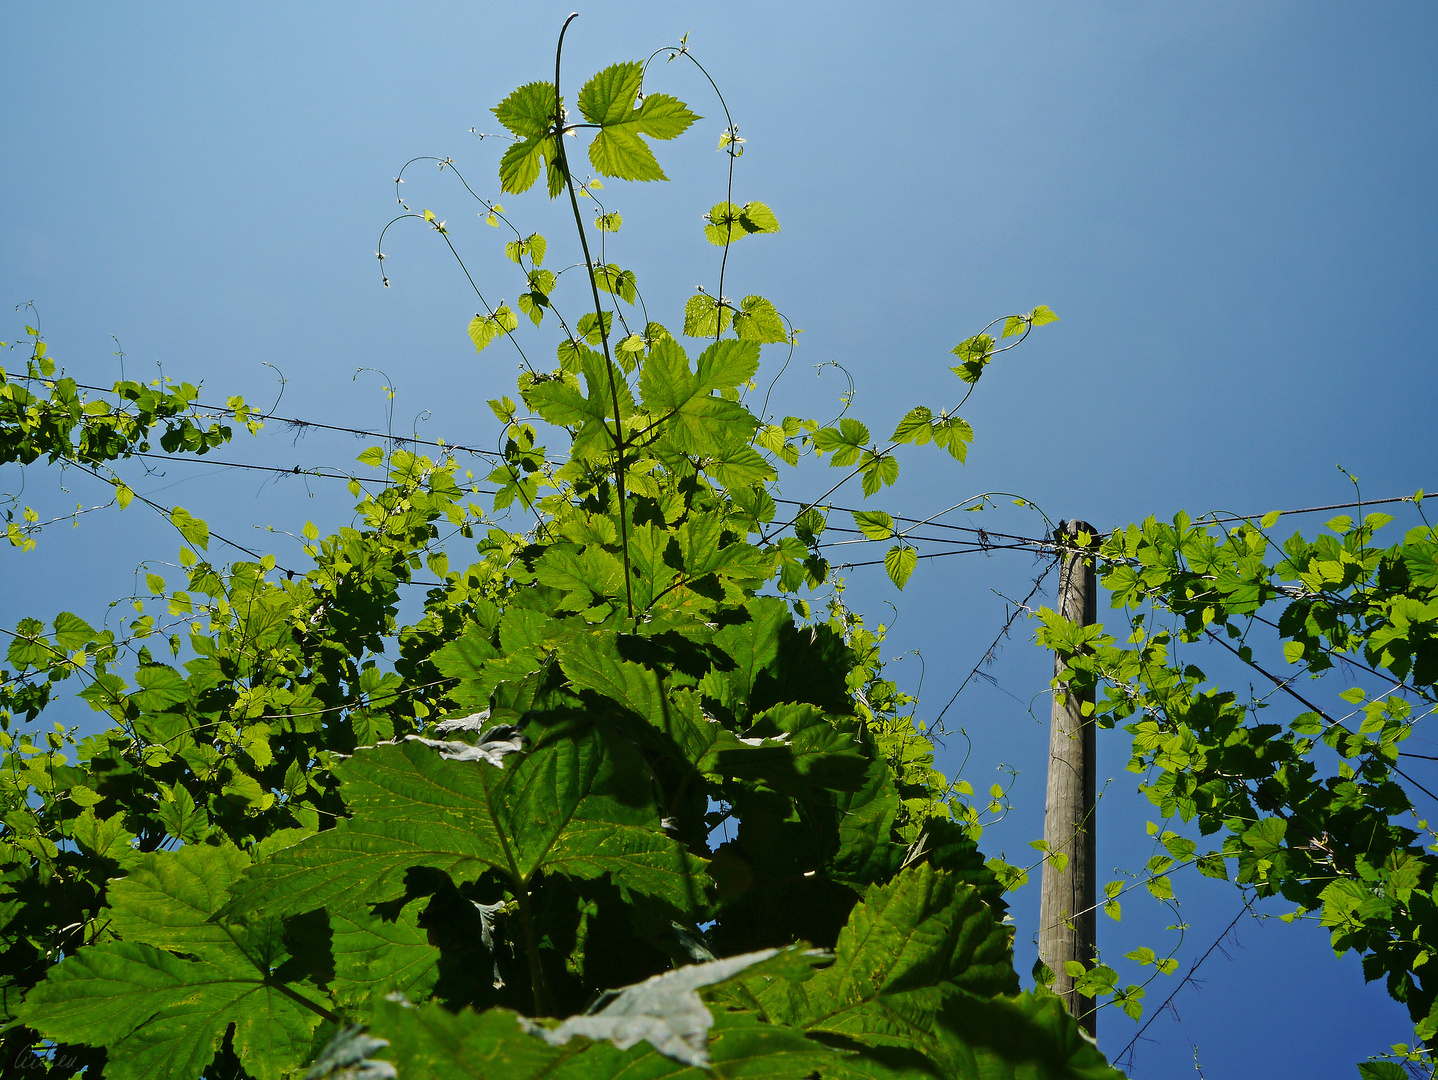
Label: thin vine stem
xmin=554 ymin=12 xmax=635 ymax=620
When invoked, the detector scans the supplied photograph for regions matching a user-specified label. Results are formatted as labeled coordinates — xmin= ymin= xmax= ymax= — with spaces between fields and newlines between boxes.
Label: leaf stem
xmin=514 ymin=883 xmax=553 ymax=1016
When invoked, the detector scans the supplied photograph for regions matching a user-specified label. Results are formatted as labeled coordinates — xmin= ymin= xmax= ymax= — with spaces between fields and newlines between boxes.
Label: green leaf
xmin=51 ymin=610 xmax=95 ymax=650
xmin=637 ymin=337 xmax=760 ymax=454
xmin=1242 ymin=816 xmax=1287 ymax=859
xmin=885 ymin=545 xmax=918 ymax=589
xmin=703 ymin=201 xmax=781 ymax=246
xmin=1358 ymin=1063 xmax=1410 ymax=1079
xmin=522 ymin=947 xmax=802 ymax=1066
xmin=949 ymin=334 xmax=994 ymax=384
xmin=594 ymin=264 xmax=637 ymax=304
xmin=332 ymin=900 xmax=440 ymax=1007
xmin=683 ymin=293 xmax=732 ymax=338
xmin=813 ymin=418 xmax=870 ymax=467
xmin=371 ymin=994 xmax=837 ymax=1080
xmin=226 ymin=736 xmax=707 ymax=920
xmin=937 ymin=990 xmax=1124 ymax=1080
xmin=861 ymin=452 xmax=900 ymax=496
xmin=577 ymin=310 xmax=614 ymax=346
xmin=853 ymin=510 xmax=894 ymax=541
xmin=493 ymin=82 xmax=561 ymax=195
xmin=494 ymin=81 xmax=554 ymax=139
xmin=469 ymin=306 xmax=519 ymax=353
xmin=890 ymin=406 xmax=933 ymax=445
xmin=732 ymin=296 xmax=786 ymax=344
xmin=169 ymin=506 xmax=209 ymax=550
xmin=579 ymin=62 xmax=699 ymax=183
xmin=707 ymin=444 xmax=777 ymax=489
xmin=1027 ymin=305 xmax=1059 ymax=326
xmin=132 ymin=663 xmax=188 ymax=711
xmin=931 ymin=415 xmax=973 ymax=462
xmin=534 ymin=545 xmax=625 ymax=608
xmin=744 ymin=863 xmax=1018 ymax=1069
xmin=18 ymin=845 xmax=324 ymax=1080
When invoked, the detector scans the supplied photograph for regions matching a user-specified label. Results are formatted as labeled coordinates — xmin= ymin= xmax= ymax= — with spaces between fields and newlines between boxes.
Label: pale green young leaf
xmin=694 ymin=338 xmax=761 ymax=392
xmin=931 ymin=415 xmax=973 ymax=463
xmin=683 ymin=293 xmax=732 ymax=338
xmin=812 ymin=418 xmax=870 ymax=467
xmin=594 ymin=264 xmax=638 ymax=304
xmin=577 ymin=310 xmax=613 ymax=344
xmin=51 ymin=611 xmax=95 ymax=650
xmin=891 ymin=406 xmax=934 ymax=445
xmin=737 ymin=201 xmax=779 ymax=234
xmin=703 ymin=200 xmax=781 ymax=246
xmin=732 ymin=295 xmax=786 ymax=344
xmin=708 ymin=445 xmax=777 ymax=489
xmin=852 ymin=510 xmax=894 ymax=541
xmin=493 ymin=81 xmax=556 ymax=139
xmin=170 ymin=506 xmax=208 ymax=550
xmin=579 ymin=63 xmax=698 ymax=182
xmin=637 ymin=337 xmax=759 ymax=454
xmin=576 ymin=61 xmax=645 ymax=125
xmin=885 ymin=544 xmax=918 ymax=589
xmin=469 ymin=307 xmax=518 ymax=354
xmin=861 ymin=452 xmax=899 ymax=496
xmin=493 ymin=82 xmax=561 ymax=195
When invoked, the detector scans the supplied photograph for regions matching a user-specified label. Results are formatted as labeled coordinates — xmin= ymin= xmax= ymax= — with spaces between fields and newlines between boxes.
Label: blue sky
xmin=4 ymin=3 xmax=1436 ymax=1074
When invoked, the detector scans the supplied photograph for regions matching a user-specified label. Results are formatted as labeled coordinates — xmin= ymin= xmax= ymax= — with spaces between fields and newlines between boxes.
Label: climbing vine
xmin=0 ymin=23 xmax=1104 ymax=1080
xmin=1043 ymin=498 xmax=1438 ymax=1074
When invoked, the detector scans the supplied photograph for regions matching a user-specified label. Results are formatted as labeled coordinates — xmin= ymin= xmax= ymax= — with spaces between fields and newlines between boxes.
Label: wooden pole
xmin=1037 ymin=519 xmax=1098 ymax=1037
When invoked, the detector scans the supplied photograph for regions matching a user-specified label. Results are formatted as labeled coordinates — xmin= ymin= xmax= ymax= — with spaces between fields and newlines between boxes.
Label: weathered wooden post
xmin=1037 ymin=519 xmax=1098 ymax=1037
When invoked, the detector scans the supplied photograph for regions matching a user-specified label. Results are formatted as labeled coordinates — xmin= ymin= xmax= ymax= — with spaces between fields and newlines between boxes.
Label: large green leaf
xmin=937 ymin=990 xmax=1124 ymax=1080
xmin=363 ymin=966 xmax=854 ymax=1080
xmin=638 ymin=337 xmax=760 ymax=455
xmin=700 ymin=596 xmax=789 ymax=719
xmin=829 ymin=756 xmax=904 ymax=886
xmin=17 ymin=845 xmax=325 ymax=1080
xmin=226 ymin=734 xmax=708 ymax=920
xmin=557 ymin=635 xmax=855 ymax=794
xmin=331 ymin=898 xmax=440 ymax=1007
xmin=745 ymin=863 xmax=1017 ymax=1071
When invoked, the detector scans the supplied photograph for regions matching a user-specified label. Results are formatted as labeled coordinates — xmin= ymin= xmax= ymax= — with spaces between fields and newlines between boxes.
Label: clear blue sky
xmin=4 ymin=3 xmax=1436 ymax=1074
